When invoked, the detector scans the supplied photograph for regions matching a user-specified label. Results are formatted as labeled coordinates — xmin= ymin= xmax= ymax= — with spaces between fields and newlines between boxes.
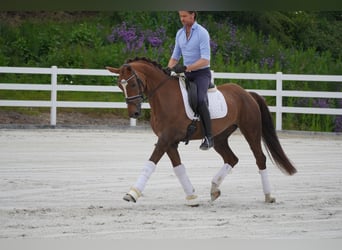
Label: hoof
xmin=265 ymin=194 xmax=276 ymax=203
xmin=210 ymin=190 xmax=221 ymax=201
xmin=123 ymin=188 xmax=141 ymax=203
xmin=186 ymin=194 xmax=199 ymax=207
xmin=210 ymin=183 xmax=221 ymax=202
xmin=123 ymin=193 xmax=136 ymax=203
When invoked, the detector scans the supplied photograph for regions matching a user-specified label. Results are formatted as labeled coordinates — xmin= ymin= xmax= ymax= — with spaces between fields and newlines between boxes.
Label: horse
xmin=106 ymin=57 xmax=297 ymax=206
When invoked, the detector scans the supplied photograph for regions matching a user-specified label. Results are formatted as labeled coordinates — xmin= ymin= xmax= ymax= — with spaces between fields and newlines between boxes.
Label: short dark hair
xmin=188 ymin=11 xmax=197 ymax=20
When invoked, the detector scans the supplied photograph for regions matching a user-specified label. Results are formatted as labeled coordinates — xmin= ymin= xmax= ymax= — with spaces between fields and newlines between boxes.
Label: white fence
xmin=0 ymin=66 xmax=341 ymax=130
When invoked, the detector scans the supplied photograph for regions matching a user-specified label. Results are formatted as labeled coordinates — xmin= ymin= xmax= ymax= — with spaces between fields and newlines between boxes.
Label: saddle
xmin=182 ymin=77 xmax=216 ymax=144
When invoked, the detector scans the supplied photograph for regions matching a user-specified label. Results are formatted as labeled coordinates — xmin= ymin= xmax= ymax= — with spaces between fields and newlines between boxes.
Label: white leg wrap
xmin=212 ymin=163 xmax=232 ymax=186
xmin=173 ymin=164 xmax=195 ymax=196
xmin=259 ymin=168 xmax=271 ymax=194
xmin=133 ymin=160 xmax=156 ymax=194
xmin=126 ymin=187 xmax=142 ymax=202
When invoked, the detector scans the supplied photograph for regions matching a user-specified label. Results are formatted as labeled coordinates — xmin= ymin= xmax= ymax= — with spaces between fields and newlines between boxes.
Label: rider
xmin=167 ymin=11 xmax=213 ymax=150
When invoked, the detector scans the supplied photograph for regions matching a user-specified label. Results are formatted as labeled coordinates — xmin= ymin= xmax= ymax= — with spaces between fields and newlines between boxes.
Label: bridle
xmin=119 ymin=64 xmax=145 ymax=106
xmin=119 ymin=64 xmax=173 ymax=106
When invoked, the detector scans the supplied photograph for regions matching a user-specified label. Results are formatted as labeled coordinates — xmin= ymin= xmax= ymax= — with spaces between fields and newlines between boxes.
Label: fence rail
xmin=1 ymin=66 xmax=341 ymax=130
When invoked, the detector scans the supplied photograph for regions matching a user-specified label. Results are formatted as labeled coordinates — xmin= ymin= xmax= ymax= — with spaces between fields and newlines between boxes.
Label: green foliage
xmin=0 ymin=11 xmax=341 ymax=132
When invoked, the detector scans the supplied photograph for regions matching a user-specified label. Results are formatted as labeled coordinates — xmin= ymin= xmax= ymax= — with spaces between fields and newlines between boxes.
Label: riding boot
xmin=197 ymin=102 xmax=214 ymax=150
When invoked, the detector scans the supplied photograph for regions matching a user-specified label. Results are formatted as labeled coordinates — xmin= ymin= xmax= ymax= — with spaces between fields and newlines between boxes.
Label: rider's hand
xmin=172 ymin=64 xmax=187 ymax=74
xmin=164 ymin=67 xmax=172 ymax=75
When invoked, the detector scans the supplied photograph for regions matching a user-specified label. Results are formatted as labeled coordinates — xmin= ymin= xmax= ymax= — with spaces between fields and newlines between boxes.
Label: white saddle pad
xmin=179 ymin=78 xmax=228 ymax=120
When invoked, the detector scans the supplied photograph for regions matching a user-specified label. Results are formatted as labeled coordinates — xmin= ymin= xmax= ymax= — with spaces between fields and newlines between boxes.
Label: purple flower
xmin=148 ymin=36 xmax=163 ymax=47
xmin=107 ymin=33 xmax=116 ymax=43
xmin=210 ymin=39 xmax=218 ymax=55
xmin=334 ymin=116 xmax=342 ymax=132
xmin=120 ymin=29 xmax=137 ymax=43
xmin=313 ymin=98 xmax=330 ymax=108
xmin=136 ymin=35 xmax=145 ymax=49
xmin=107 ymin=22 xmax=166 ymax=53
xmin=145 ymin=27 xmax=166 ymax=48
xmin=260 ymin=56 xmax=275 ymax=69
xmin=229 ymin=21 xmax=237 ymax=39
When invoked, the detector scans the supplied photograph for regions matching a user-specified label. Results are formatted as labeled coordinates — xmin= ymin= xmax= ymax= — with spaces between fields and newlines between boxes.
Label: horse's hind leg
xmin=211 ymin=126 xmax=239 ymax=201
xmin=239 ymin=125 xmax=276 ymax=203
xmin=167 ymin=143 xmax=199 ymax=207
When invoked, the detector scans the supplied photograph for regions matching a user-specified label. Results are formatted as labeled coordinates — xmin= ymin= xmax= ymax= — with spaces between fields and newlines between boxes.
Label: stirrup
xmin=199 ymin=136 xmax=213 ymax=150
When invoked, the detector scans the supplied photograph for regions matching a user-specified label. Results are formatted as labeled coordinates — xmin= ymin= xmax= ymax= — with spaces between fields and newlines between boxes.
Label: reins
xmin=145 ymin=75 xmax=176 ymax=101
xmin=122 ymin=62 xmax=175 ymax=102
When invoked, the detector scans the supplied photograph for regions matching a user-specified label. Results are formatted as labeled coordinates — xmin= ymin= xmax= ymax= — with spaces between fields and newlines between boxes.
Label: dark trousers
xmin=185 ymin=67 xmax=212 ymax=138
xmin=185 ymin=67 xmax=211 ymax=106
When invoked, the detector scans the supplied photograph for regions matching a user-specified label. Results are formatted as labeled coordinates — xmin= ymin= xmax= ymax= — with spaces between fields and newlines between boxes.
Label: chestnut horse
xmin=107 ymin=57 xmax=296 ymax=206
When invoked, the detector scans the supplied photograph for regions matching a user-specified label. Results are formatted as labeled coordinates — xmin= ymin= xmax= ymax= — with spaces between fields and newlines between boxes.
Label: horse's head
xmin=106 ymin=64 xmax=145 ymax=118
xmin=107 ymin=57 xmax=172 ymax=119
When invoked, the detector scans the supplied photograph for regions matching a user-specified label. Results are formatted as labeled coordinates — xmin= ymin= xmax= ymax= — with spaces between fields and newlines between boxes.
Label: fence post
xmin=276 ymin=72 xmax=283 ymax=131
xmin=130 ymin=118 xmax=136 ymax=126
xmin=50 ymin=66 xmax=57 ymax=127
xmin=211 ymin=70 xmax=214 ymax=84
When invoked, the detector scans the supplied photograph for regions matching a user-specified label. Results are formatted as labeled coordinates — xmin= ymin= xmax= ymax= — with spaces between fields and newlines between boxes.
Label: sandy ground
xmin=0 ymin=128 xmax=341 ymax=239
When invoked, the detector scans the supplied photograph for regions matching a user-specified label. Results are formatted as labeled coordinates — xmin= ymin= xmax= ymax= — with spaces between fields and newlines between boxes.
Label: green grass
xmin=0 ymin=12 xmax=341 ymax=131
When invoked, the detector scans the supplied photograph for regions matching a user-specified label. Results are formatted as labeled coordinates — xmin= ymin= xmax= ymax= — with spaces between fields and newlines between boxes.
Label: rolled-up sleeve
xmin=171 ymin=30 xmax=182 ymax=60
xmin=199 ymin=30 xmax=210 ymax=61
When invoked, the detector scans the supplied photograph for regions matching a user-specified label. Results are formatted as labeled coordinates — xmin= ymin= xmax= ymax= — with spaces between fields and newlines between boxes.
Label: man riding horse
xmin=167 ymin=11 xmax=213 ymax=150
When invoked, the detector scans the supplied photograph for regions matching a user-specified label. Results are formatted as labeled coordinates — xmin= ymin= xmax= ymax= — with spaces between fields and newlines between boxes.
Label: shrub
xmin=0 ymin=11 xmax=341 ymax=132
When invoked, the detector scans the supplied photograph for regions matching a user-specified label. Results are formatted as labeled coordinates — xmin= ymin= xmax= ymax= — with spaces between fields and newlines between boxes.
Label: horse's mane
xmin=125 ymin=57 xmax=170 ymax=75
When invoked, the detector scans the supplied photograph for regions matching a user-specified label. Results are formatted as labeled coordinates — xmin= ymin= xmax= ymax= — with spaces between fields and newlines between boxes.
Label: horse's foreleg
xmin=123 ymin=137 xmax=167 ymax=203
xmin=123 ymin=160 xmax=156 ymax=202
xmin=167 ymin=143 xmax=199 ymax=207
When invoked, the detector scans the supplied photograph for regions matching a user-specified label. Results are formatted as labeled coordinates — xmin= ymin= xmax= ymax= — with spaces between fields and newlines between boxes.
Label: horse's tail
xmin=249 ymin=91 xmax=297 ymax=175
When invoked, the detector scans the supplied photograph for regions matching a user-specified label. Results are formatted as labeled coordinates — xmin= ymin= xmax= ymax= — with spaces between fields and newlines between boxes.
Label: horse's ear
xmin=106 ymin=66 xmax=120 ymax=74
